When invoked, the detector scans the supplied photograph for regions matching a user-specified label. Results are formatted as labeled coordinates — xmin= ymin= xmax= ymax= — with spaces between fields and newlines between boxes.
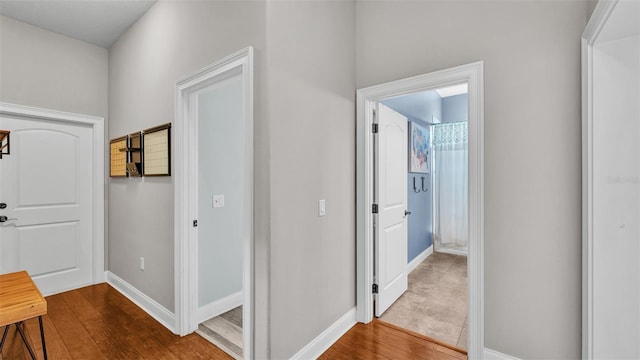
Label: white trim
xmin=356 ymin=62 xmax=484 ymax=359
xmin=0 ymin=102 xmax=105 ymax=285
xmin=106 ymin=271 xmax=176 ymax=333
xmin=289 ymin=308 xmax=356 ymax=360
xmin=197 ymin=291 xmax=243 ymax=324
xmin=484 ymin=348 xmax=522 ymax=360
xmin=175 ymin=47 xmax=254 ymax=359
xmin=407 ymin=245 xmax=433 ymax=273
xmin=581 ymin=1 xmax=624 ymax=358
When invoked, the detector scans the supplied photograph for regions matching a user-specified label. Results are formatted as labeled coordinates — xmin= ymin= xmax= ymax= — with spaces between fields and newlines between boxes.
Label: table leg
xmin=15 ymin=321 xmax=37 ymax=360
xmin=38 ymin=316 xmax=47 ymax=360
xmin=0 ymin=325 xmax=9 ymax=351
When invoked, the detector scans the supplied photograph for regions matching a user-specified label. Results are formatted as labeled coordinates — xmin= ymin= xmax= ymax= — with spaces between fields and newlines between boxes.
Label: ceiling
xmin=0 ymin=0 xmax=157 ymax=48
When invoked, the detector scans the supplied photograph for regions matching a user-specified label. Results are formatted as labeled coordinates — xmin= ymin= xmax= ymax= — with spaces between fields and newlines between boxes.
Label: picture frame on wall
xmin=409 ymin=121 xmax=430 ymax=173
xmin=143 ymin=123 xmax=171 ymax=176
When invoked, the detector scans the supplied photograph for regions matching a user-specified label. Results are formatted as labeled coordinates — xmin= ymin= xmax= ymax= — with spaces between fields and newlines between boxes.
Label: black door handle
xmin=404 ymin=210 xmax=412 ymax=216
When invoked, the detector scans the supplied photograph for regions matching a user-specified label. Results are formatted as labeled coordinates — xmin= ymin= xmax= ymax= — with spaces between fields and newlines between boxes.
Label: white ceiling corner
xmin=0 ymin=0 xmax=157 ymax=48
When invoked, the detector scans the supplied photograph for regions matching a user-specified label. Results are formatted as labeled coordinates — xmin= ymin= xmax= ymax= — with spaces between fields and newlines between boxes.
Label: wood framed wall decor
xmin=110 ymin=136 xmax=128 ymax=177
xmin=143 ymin=123 xmax=171 ymax=176
xmin=0 ymin=130 xmax=10 ymax=159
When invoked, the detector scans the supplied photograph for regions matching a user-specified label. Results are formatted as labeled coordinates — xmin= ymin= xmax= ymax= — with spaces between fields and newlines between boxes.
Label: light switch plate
xmin=213 ymin=195 xmax=225 ymax=208
xmin=319 ymin=199 xmax=326 ymax=216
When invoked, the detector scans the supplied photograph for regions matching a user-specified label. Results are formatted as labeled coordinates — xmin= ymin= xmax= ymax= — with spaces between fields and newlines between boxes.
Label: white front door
xmin=374 ymin=103 xmax=408 ymax=317
xmin=0 ymin=114 xmax=94 ymax=295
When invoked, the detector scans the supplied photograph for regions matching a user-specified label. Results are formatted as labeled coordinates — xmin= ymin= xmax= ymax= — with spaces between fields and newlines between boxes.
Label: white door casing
xmin=0 ymin=103 xmax=104 ymax=296
xmin=582 ymin=0 xmax=640 ymax=357
xmin=175 ymin=47 xmax=254 ymax=359
xmin=374 ymin=104 xmax=408 ymax=317
xmin=356 ymin=62 xmax=484 ymax=358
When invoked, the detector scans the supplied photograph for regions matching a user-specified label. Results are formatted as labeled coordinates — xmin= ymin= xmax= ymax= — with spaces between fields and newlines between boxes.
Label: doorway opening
xmin=377 ymin=84 xmax=469 ymax=348
xmin=356 ymin=62 xmax=484 ymax=357
xmin=175 ymin=47 xmax=254 ymax=360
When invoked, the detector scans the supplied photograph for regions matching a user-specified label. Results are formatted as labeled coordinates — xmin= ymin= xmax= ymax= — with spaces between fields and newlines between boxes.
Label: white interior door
xmin=0 ymin=115 xmax=94 ymax=295
xmin=374 ymin=103 xmax=408 ymax=317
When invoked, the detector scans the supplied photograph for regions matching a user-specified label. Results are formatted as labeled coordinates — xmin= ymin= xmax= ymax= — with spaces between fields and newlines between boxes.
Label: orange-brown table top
xmin=0 ymin=271 xmax=47 ymax=326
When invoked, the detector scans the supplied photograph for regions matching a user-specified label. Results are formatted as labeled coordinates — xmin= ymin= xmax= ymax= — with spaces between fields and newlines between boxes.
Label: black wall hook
xmin=421 ymin=176 xmax=428 ymax=192
xmin=413 ymin=176 xmax=421 ymax=193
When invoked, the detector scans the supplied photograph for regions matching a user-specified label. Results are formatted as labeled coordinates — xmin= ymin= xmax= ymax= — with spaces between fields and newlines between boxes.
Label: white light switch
xmin=319 ymin=199 xmax=326 ymax=216
xmin=213 ymin=195 xmax=225 ymax=208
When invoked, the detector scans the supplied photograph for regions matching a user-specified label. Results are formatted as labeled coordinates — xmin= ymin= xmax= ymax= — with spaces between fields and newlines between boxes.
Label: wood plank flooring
xmin=0 ymin=283 xmax=232 ymax=360
xmin=319 ymin=319 xmax=468 ymax=360
xmin=1 ymin=283 xmax=468 ymax=360
xmin=197 ymin=306 xmax=243 ymax=360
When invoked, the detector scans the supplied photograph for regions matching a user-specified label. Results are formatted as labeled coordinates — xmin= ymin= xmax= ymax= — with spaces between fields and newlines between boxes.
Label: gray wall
xmin=0 ymin=14 xmax=109 ymax=270
xmin=108 ymin=1 xmax=356 ymax=358
xmin=107 ymin=2 xmax=267 ymax=345
xmin=0 ymin=15 xmax=108 ymax=118
xmin=264 ymin=1 xmax=356 ymax=358
xmin=197 ymin=77 xmax=244 ymax=307
xmin=357 ymin=1 xmax=586 ymax=358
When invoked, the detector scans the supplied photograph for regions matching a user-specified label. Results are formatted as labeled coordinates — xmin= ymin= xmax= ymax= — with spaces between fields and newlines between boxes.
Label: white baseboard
xmin=105 ymin=271 xmax=176 ymax=334
xmin=408 ymin=244 xmax=433 ymax=273
xmin=290 ymin=308 xmax=356 ymax=360
xmin=197 ymin=290 xmax=243 ymax=323
xmin=484 ymin=348 xmax=522 ymax=360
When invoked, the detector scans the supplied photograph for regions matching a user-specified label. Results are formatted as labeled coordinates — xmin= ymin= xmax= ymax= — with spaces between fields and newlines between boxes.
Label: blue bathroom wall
xmin=382 ymin=92 xmax=440 ymax=263
xmin=442 ymin=94 xmax=468 ymax=123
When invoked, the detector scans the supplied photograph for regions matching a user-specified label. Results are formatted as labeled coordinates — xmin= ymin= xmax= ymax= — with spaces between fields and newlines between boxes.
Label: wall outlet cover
xmin=213 ymin=194 xmax=225 ymax=208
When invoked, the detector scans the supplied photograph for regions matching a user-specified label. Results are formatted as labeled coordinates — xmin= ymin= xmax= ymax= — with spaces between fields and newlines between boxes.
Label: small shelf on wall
xmin=126 ymin=131 xmax=143 ymax=177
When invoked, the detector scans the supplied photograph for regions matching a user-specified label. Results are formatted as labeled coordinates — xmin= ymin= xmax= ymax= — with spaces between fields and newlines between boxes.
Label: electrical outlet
xmin=139 ymin=257 xmax=145 ymax=271
xmin=319 ymin=199 xmax=326 ymax=216
xmin=213 ymin=194 xmax=225 ymax=208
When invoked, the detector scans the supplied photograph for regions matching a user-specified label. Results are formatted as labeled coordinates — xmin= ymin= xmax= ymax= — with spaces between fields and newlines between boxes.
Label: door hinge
xmin=372 ymin=284 xmax=379 ymax=294
xmin=372 ymin=204 xmax=378 ymax=213
xmin=193 ymin=220 xmax=198 ymax=227
xmin=372 ymin=123 xmax=378 ymax=133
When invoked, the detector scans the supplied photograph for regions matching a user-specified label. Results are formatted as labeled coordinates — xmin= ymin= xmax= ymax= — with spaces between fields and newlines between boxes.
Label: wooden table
xmin=0 ymin=270 xmax=48 ymax=359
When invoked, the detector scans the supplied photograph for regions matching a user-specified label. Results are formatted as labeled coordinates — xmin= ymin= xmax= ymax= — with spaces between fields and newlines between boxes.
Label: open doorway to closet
xmin=356 ymin=62 xmax=484 ymax=358
xmin=175 ymin=47 xmax=254 ymax=360
xmin=377 ymin=84 xmax=469 ymax=349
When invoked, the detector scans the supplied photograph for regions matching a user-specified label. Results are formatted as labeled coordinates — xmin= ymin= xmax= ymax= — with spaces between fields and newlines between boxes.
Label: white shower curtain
xmin=432 ymin=122 xmax=468 ymax=254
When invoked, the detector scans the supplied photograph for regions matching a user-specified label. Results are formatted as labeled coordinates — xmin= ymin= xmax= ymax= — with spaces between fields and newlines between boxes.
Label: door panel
xmin=375 ymin=104 xmax=408 ymax=317
xmin=0 ymin=116 xmax=93 ymax=295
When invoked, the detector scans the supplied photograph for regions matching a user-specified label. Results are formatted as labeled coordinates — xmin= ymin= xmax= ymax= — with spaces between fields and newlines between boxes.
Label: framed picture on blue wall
xmin=409 ymin=121 xmax=430 ymax=173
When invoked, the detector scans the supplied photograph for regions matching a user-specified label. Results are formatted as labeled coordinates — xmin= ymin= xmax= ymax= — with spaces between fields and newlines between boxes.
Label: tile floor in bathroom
xmin=380 ymin=251 xmax=468 ymax=349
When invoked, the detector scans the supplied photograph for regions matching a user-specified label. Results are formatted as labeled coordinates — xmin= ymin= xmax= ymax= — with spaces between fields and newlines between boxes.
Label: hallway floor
xmin=380 ymin=251 xmax=468 ymax=349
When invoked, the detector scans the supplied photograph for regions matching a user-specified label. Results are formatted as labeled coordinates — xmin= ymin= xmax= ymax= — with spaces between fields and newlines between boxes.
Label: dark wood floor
xmin=319 ymin=319 xmax=468 ymax=360
xmin=0 ymin=283 xmax=232 ymax=360
xmin=1 ymin=283 xmax=468 ymax=360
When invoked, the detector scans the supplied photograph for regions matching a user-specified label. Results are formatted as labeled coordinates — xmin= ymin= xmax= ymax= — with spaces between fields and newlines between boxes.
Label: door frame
xmin=0 ymin=102 xmax=105 ymax=288
xmin=174 ymin=47 xmax=254 ymax=359
xmin=355 ymin=62 xmax=484 ymax=357
xmin=581 ymin=0 xmax=636 ymax=357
